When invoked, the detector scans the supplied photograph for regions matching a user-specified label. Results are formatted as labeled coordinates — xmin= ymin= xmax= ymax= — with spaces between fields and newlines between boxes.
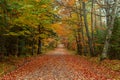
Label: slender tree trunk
xmin=82 ymin=2 xmax=94 ymax=56
xmin=77 ymin=31 xmax=82 ymax=54
xmin=101 ymin=0 xmax=118 ymax=59
xmin=78 ymin=0 xmax=87 ymax=55
xmin=37 ymin=25 xmax=42 ymax=54
xmin=3 ymin=0 xmax=8 ymax=27
xmin=100 ymin=9 xmax=102 ymax=27
xmin=32 ymin=36 xmax=35 ymax=55
xmin=102 ymin=18 xmax=115 ymax=59
xmin=81 ymin=20 xmax=88 ymax=55
xmin=37 ymin=38 xmax=42 ymax=54
xmin=91 ymin=0 xmax=96 ymax=56
xmin=16 ymin=37 xmax=19 ymax=57
xmin=91 ymin=0 xmax=94 ymax=41
xmin=75 ymin=34 xmax=80 ymax=54
xmin=75 ymin=1 xmax=83 ymax=55
xmin=0 ymin=35 xmax=5 ymax=58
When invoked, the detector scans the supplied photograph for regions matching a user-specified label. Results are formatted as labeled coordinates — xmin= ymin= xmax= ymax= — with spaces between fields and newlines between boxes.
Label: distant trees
xmin=55 ymin=0 xmax=120 ymax=59
xmin=55 ymin=0 xmax=96 ymax=56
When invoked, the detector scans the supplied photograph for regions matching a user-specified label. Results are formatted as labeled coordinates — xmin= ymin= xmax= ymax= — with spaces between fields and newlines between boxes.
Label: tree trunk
xmin=75 ymin=35 xmax=79 ymax=54
xmin=32 ymin=37 xmax=35 ymax=55
xmin=91 ymin=0 xmax=96 ymax=56
xmin=75 ymin=1 xmax=83 ymax=55
xmin=0 ymin=35 xmax=6 ymax=58
xmin=82 ymin=2 xmax=95 ymax=56
xmin=75 ymin=31 xmax=82 ymax=55
xmin=37 ymin=25 xmax=42 ymax=54
xmin=91 ymin=0 xmax=94 ymax=41
xmin=101 ymin=0 xmax=119 ymax=59
xmin=101 ymin=17 xmax=116 ymax=59
xmin=3 ymin=0 xmax=8 ymax=27
xmin=15 ymin=37 xmax=19 ymax=57
xmin=78 ymin=0 xmax=87 ymax=55
xmin=100 ymin=9 xmax=102 ymax=27
xmin=78 ymin=31 xmax=82 ymax=54
xmin=37 ymin=38 xmax=42 ymax=54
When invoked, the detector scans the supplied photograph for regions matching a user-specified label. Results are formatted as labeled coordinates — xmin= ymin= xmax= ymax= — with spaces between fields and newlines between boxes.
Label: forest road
xmin=1 ymin=44 xmax=119 ymax=80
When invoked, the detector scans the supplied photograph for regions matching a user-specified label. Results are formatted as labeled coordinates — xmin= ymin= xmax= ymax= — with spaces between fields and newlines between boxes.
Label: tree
xmin=109 ymin=17 xmax=120 ymax=59
xmin=0 ymin=0 xmax=57 ymax=57
xmin=82 ymin=1 xmax=95 ymax=56
xmin=96 ymin=0 xmax=120 ymax=59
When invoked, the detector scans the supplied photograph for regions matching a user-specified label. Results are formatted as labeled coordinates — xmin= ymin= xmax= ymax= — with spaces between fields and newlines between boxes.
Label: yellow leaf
xmin=35 ymin=0 xmax=40 ymax=2
xmin=83 ymin=0 xmax=88 ymax=2
xmin=41 ymin=5 xmax=47 ymax=8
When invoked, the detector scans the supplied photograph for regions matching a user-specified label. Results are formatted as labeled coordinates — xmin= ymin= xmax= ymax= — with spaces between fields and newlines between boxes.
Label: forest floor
xmin=0 ymin=45 xmax=120 ymax=80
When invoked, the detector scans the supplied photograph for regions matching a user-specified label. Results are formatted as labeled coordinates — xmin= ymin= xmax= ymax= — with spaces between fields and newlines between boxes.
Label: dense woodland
xmin=0 ymin=0 xmax=120 ymax=60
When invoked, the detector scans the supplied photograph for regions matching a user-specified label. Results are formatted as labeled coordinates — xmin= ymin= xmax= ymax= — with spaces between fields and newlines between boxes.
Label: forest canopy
xmin=0 ymin=0 xmax=120 ymax=60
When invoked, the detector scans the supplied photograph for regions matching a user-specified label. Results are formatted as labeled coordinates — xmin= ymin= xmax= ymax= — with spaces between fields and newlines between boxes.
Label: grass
xmin=86 ymin=56 xmax=120 ymax=72
xmin=0 ymin=60 xmax=16 ymax=77
xmin=0 ymin=55 xmax=34 ymax=77
xmin=78 ymin=55 xmax=120 ymax=79
xmin=68 ymin=50 xmax=77 ymax=55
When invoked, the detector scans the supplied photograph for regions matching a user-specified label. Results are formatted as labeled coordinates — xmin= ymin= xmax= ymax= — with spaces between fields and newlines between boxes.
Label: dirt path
xmin=1 ymin=45 xmax=120 ymax=80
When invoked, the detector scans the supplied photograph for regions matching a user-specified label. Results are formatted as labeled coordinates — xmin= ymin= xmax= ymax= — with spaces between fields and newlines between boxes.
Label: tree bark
xmin=37 ymin=25 xmax=42 ymax=54
xmin=32 ymin=36 xmax=35 ymax=55
xmin=91 ymin=0 xmax=96 ymax=56
xmin=37 ymin=38 xmax=42 ymax=54
xmin=15 ymin=37 xmax=19 ymax=57
xmin=91 ymin=0 xmax=94 ymax=41
xmin=75 ymin=0 xmax=83 ymax=55
xmin=101 ymin=0 xmax=119 ymax=59
xmin=100 ymin=9 xmax=102 ymax=27
xmin=82 ymin=2 xmax=95 ymax=56
xmin=102 ymin=18 xmax=115 ymax=59
xmin=75 ymin=34 xmax=80 ymax=54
